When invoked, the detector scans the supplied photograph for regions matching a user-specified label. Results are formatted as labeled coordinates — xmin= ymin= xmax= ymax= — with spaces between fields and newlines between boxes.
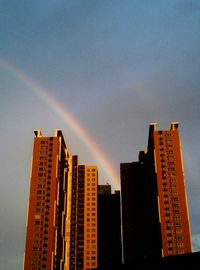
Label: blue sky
xmin=0 ymin=1 xmax=200 ymax=268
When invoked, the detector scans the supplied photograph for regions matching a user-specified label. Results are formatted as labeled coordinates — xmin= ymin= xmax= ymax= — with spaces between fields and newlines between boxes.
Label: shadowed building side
xmin=98 ymin=185 xmax=122 ymax=269
xmin=120 ymin=161 xmax=162 ymax=265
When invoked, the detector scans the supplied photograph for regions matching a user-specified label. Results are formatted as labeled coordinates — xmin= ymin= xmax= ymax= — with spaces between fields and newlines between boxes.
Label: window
xmin=36 ymin=202 xmax=41 ymax=206
xmin=35 ymin=209 xmax=42 ymax=213
xmin=167 ymin=156 xmax=174 ymax=159
xmin=167 ymin=144 xmax=173 ymax=148
xmin=35 ymin=221 xmax=42 ymax=225
xmin=172 ymin=209 xmax=180 ymax=214
xmin=172 ymin=203 xmax=179 ymax=208
xmin=167 ymin=150 xmax=174 ymax=154
xmin=169 ymin=179 xmax=176 ymax=183
xmin=171 ymin=197 xmax=179 ymax=202
xmin=170 ymin=184 xmax=177 ymax=189
xmin=173 ymin=223 xmax=181 ymax=227
xmin=168 ymin=162 xmax=175 ymax=165
xmin=37 ymin=179 xmax=43 ymax=183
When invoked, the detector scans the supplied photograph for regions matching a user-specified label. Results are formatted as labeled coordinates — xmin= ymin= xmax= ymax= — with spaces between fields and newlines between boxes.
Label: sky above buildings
xmin=0 ymin=0 xmax=200 ymax=269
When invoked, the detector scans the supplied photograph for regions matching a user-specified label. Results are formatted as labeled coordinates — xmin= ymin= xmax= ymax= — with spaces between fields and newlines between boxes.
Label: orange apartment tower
xmin=23 ymin=129 xmax=70 ymax=270
xmin=121 ymin=122 xmax=192 ymax=265
xmin=23 ymin=130 xmax=98 ymax=270
xmin=150 ymin=122 xmax=192 ymax=256
xmin=65 ymin=163 xmax=98 ymax=270
xmin=78 ymin=165 xmax=98 ymax=270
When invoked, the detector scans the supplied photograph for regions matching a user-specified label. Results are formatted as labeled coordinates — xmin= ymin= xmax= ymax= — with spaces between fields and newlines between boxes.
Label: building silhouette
xmin=97 ymin=185 xmax=122 ymax=269
xmin=120 ymin=122 xmax=192 ymax=265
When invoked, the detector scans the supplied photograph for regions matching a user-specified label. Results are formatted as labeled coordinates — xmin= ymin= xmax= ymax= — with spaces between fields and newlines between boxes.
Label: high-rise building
xmin=120 ymin=122 xmax=192 ymax=265
xmin=23 ymin=130 xmax=99 ymax=270
xmin=82 ymin=165 xmax=98 ymax=270
xmin=97 ymin=185 xmax=122 ymax=269
xmin=121 ymin=161 xmax=162 ymax=264
xmin=23 ymin=129 xmax=71 ymax=270
xmin=65 ymin=155 xmax=78 ymax=270
xmin=65 ymin=163 xmax=99 ymax=270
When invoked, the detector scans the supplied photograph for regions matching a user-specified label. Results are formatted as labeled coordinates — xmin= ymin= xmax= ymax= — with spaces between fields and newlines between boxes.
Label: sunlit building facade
xmin=23 ymin=129 xmax=71 ymax=270
xmin=150 ymin=122 xmax=192 ymax=256
xmin=121 ymin=122 xmax=192 ymax=264
xmin=81 ymin=165 xmax=98 ymax=270
xmin=66 ymin=164 xmax=98 ymax=270
xmin=23 ymin=130 xmax=98 ymax=270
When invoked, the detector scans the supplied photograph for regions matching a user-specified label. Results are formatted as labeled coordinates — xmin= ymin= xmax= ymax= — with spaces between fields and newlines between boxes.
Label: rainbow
xmin=0 ymin=58 xmax=120 ymax=190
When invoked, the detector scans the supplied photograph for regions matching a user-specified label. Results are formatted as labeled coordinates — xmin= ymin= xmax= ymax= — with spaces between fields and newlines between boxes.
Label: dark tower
xmin=98 ymin=185 xmax=122 ymax=269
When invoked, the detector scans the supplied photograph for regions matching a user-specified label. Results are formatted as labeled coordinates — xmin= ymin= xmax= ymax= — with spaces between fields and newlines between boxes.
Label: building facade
xmin=23 ymin=130 xmax=70 ymax=270
xmin=23 ymin=130 xmax=99 ymax=270
xmin=150 ymin=122 xmax=192 ymax=256
xmin=78 ymin=165 xmax=98 ymax=270
xmin=65 ymin=163 xmax=98 ymax=270
xmin=120 ymin=123 xmax=192 ymax=264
